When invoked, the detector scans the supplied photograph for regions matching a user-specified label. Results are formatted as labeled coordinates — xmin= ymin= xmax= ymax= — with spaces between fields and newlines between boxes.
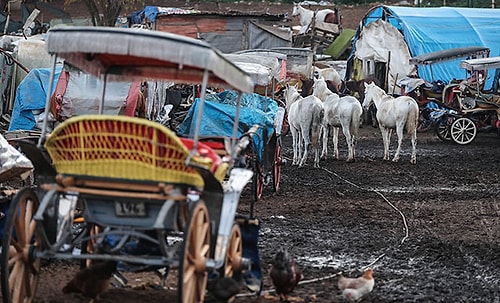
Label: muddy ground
xmin=2 ymin=2 xmax=499 ymax=303
xmin=2 ymin=127 xmax=498 ymax=303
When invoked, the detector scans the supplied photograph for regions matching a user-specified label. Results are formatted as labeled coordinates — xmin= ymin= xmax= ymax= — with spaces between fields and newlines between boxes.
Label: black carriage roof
xmin=45 ymin=26 xmax=254 ymax=92
xmin=409 ymin=46 xmax=490 ymax=66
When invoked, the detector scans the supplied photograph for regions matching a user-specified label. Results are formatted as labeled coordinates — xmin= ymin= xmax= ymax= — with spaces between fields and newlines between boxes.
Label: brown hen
xmin=269 ymin=249 xmax=304 ymax=301
xmin=63 ymin=260 xmax=117 ymax=302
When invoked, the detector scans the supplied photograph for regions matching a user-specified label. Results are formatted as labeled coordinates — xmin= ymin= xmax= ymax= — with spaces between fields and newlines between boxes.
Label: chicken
xmin=269 ymin=249 xmax=304 ymax=301
xmin=206 ymin=275 xmax=244 ymax=303
xmin=63 ymin=260 xmax=117 ymax=302
xmin=338 ymin=267 xmax=374 ymax=302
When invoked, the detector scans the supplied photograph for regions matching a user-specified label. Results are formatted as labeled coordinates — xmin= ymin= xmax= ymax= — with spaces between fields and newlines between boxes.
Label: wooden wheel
xmin=178 ymin=201 xmax=210 ymax=303
xmin=224 ymin=224 xmax=243 ymax=277
xmin=80 ymin=224 xmax=102 ymax=269
xmin=272 ymin=138 xmax=282 ymax=193
xmin=0 ymin=188 xmax=41 ymax=303
xmin=252 ymin=157 xmax=264 ymax=202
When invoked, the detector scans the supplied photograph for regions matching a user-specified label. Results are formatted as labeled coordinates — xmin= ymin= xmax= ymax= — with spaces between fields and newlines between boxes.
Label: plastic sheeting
xmin=8 ymin=66 xmax=135 ymax=131
xmin=8 ymin=66 xmax=62 ymax=131
xmin=177 ymin=90 xmax=278 ymax=161
xmin=351 ymin=5 xmax=500 ymax=91
xmin=0 ymin=134 xmax=33 ymax=182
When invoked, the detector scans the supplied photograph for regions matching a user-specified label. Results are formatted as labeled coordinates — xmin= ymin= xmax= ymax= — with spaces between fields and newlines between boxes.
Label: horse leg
xmin=341 ymin=125 xmax=354 ymax=162
xmin=332 ymin=127 xmax=340 ymax=160
xmin=392 ymin=125 xmax=405 ymax=162
xmin=321 ymin=124 xmax=329 ymax=160
xmin=299 ymin=135 xmax=310 ymax=167
xmin=297 ymin=129 xmax=303 ymax=164
xmin=380 ymin=126 xmax=391 ymax=161
xmin=290 ymin=128 xmax=299 ymax=166
xmin=410 ymin=128 xmax=417 ymax=165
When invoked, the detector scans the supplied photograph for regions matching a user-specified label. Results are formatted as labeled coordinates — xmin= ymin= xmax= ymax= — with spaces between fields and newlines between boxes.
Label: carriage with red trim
xmin=176 ymin=50 xmax=286 ymax=203
xmin=0 ymin=26 xmax=264 ymax=303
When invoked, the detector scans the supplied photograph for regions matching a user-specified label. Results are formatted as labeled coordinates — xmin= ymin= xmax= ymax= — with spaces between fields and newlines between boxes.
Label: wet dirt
xmin=5 ymin=127 xmax=498 ymax=303
xmin=2 ymin=2 xmax=499 ymax=302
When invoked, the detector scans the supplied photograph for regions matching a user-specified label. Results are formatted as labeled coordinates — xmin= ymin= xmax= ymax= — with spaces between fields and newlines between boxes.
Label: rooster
xmin=338 ymin=267 xmax=374 ymax=302
xmin=269 ymin=249 xmax=304 ymax=301
xmin=63 ymin=260 xmax=117 ymax=302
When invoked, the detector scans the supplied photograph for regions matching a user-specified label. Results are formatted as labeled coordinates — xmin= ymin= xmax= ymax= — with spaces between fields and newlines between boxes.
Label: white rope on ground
xmin=238 ymin=166 xmax=411 ymax=298
xmin=321 ymin=167 xmax=409 ymax=271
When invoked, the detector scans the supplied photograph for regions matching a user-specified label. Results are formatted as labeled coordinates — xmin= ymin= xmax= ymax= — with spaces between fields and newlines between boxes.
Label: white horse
xmin=292 ymin=3 xmax=339 ymax=34
xmin=312 ymin=77 xmax=362 ymax=162
xmin=363 ymin=82 xmax=419 ymax=164
xmin=285 ymin=83 xmax=324 ymax=168
xmin=314 ymin=66 xmax=342 ymax=93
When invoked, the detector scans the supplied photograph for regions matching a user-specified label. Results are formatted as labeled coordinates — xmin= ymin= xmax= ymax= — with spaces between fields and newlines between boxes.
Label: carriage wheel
xmin=0 ymin=188 xmax=41 ymax=303
xmin=252 ymin=158 xmax=264 ymax=202
xmin=450 ymin=117 xmax=477 ymax=145
xmin=80 ymin=224 xmax=102 ymax=269
xmin=224 ymin=224 xmax=243 ymax=277
xmin=178 ymin=201 xmax=210 ymax=303
xmin=272 ymin=139 xmax=282 ymax=193
xmin=436 ymin=117 xmax=454 ymax=141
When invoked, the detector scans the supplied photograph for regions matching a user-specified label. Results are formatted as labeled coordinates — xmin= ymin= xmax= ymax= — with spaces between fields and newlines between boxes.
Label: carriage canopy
xmin=46 ymin=26 xmax=254 ymax=93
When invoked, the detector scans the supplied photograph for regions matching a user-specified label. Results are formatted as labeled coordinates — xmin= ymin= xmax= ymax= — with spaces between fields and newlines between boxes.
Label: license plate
xmin=114 ymin=201 xmax=146 ymax=217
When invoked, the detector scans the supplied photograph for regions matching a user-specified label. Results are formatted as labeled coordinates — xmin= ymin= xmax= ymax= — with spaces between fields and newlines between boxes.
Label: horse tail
xmin=311 ymin=104 xmax=325 ymax=147
xmin=406 ymin=101 xmax=419 ymax=136
xmin=351 ymin=101 xmax=363 ymax=136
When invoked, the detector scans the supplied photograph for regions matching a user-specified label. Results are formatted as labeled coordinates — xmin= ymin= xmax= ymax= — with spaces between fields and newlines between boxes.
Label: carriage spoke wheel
xmin=80 ymin=224 xmax=102 ymax=269
xmin=178 ymin=201 xmax=210 ymax=303
xmin=272 ymin=140 xmax=282 ymax=193
xmin=451 ymin=117 xmax=477 ymax=145
xmin=224 ymin=224 xmax=243 ymax=277
xmin=252 ymin=157 xmax=264 ymax=202
xmin=1 ymin=188 xmax=41 ymax=303
xmin=436 ymin=123 xmax=452 ymax=141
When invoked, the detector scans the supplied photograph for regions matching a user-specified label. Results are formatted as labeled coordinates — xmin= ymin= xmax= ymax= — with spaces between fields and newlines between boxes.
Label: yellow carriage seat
xmin=44 ymin=115 xmax=225 ymax=188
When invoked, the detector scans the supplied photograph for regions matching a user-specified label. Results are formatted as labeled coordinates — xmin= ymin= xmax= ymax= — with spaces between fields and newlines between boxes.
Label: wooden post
xmin=385 ymin=51 xmax=391 ymax=92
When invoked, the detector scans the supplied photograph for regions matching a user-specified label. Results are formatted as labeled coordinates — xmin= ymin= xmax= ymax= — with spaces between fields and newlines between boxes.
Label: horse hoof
xmin=346 ymin=158 xmax=355 ymax=163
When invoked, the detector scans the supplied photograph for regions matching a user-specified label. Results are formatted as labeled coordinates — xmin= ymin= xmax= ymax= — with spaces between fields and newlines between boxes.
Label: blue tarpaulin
xmin=130 ymin=6 xmax=200 ymax=24
xmin=350 ymin=6 xmax=500 ymax=90
xmin=8 ymin=66 xmax=62 ymax=131
xmin=177 ymin=90 xmax=278 ymax=161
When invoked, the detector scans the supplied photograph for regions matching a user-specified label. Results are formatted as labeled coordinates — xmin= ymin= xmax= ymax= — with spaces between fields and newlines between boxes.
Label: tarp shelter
xmin=347 ymin=5 xmax=500 ymax=94
xmin=130 ymin=6 xmax=292 ymax=53
xmin=8 ymin=66 xmax=142 ymax=132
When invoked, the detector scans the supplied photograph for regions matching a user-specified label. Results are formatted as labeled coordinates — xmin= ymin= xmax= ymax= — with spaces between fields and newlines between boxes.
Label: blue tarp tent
xmin=348 ymin=5 xmax=500 ymax=93
xmin=8 ymin=67 xmax=62 ymax=131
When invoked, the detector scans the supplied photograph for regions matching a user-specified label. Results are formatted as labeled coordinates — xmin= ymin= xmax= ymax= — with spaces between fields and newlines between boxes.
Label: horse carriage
xmin=449 ymin=56 xmax=500 ymax=144
xmin=176 ymin=50 xmax=286 ymax=203
xmin=0 ymin=26 xmax=262 ymax=303
xmin=405 ymin=46 xmax=491 ymax=142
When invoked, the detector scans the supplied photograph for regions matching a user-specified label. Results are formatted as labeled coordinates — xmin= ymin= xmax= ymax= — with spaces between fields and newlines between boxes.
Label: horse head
xmin=312 ymin=77 xmax=327 ymax=97
xmin=362 ymin=81 xmax=377 ymax=109
xmin=285 ymin=83 xmax=300 ymax=107
xmin=292 ymin=3 xmax=301 ymax=16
